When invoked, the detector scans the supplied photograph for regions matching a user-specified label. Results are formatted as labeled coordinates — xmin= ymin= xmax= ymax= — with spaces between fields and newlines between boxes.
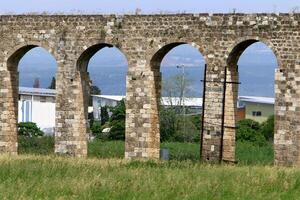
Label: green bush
xmin=100 ymin=106 xmax=109 ymax=125
xmin=18 ymin=122 xmax=44 ymax=137
xmin=90 ymin=120 xmax=102 ymax=137
xmin=109 ymin=120 xmax=125 ymax=140
xmin=260 ymin=115 xmax=274 ymax=141
xmin=159 ymin=107 xmax=177 ymax=142
xmin=108 ymin=100 xmax=125 ymax=140
xmin=236 ymin=119 xmax=267 ymax=146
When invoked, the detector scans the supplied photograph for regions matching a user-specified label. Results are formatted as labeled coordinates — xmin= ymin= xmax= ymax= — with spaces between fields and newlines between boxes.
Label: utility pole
xmin=177 ymin=64 xmax=186 ymax=137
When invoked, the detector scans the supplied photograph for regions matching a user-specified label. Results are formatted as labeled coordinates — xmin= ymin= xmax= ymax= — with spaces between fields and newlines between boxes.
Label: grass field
xmin=18 ymin=137 xmax=274 ymax=165
xmin=0 ymin=155 xmax=299 ymax=199
xmin=1 ymin=138 xmax=297 ymax=199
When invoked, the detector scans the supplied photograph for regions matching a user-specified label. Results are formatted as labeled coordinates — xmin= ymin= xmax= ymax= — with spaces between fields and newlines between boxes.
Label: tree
xmin=162 ymin=73 xmax=194 ymax=110
xmin=100 ymin=106 xmax=109 ymax=125
xmin=18 ymin=122 xmax=44 ymax=137
xmin=90 ymin=85 xmax=101 ymax=95
xmin=48 ymin=77 xmax=56 ymax=89
xmin=108 ymin=99 xmax=125 ymax=140
xmin=260 ymin=115 xmax=274 ymax=141
xmin=236 ymin=119 xmax=266 ymax=146
xmin=89 ymin=85 xmax=101 ymax=106
xmin=159 ymin=72 xmax=199 ymax=143
xmin=33 ymin=78 xmax=40 ymax=88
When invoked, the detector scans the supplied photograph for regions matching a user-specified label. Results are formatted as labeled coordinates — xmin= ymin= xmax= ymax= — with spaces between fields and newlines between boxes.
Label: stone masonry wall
xmin=0 ymin=14 xmax=298 ymax=166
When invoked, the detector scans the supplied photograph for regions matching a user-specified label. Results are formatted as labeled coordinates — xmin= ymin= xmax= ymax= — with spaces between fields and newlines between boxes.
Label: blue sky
xmin=0 ymin=0 xmax=299 ymax=14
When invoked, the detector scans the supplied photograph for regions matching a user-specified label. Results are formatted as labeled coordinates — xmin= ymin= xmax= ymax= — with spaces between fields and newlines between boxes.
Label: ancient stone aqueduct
xmin=0 ymin=13 xmax=299 ymax=166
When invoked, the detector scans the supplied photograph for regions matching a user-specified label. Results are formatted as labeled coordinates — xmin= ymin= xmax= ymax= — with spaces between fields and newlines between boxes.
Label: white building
xmin=17 ymin=88 xmax=276 ymax=136
xmin=92 ymin=95 xmax=203 ymax=120
xmin=18 ymin=87 xmax=56 ymax=135
xmin=92 ymin=95 xmax=124 ymax=120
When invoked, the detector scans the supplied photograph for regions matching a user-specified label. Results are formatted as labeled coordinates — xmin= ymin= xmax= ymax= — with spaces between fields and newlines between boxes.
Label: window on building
xmin=252 ymin=111 xmax=262 ymax=116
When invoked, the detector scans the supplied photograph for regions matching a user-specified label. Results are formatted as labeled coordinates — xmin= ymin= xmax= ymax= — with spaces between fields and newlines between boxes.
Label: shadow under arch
xmin=223 ymin=39 xmax=279 ymax=163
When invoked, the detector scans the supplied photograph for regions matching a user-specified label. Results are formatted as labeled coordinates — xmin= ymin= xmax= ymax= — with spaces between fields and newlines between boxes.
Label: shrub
xmin=160 ymin=107 xmax=177 ymax=142
xmin=90 ymin=121 xmax=102 ymax=138
xmin=260 ymin=115 xmax=274 ymax=141
xmin=18 ymin=122 xmax=44 ymax=137
xmin=100 ymin=106 xmax=109 ymax=125
xmin=108 ymin=120 xmax=125 ymax=140
xmin=107 ymin=100 xmax=125 ymax=140
xmin=236 ymin=119 xmax=266 ymax=146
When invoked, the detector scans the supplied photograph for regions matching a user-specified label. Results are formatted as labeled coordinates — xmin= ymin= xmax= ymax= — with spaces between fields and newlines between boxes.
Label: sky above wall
xmin=0 ymin=0 xmax=299 ymax=14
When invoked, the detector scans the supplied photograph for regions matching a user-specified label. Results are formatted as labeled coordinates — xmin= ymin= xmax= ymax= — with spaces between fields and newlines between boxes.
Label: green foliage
xmin=18 ymin=122 xmax=44 ymax=137
xmin=236 ymin=119 xmax=267 ymax=146
xmin=159 ymin=107 xmax=201 ymax=143
xmin=90 ymin=85 xmax=101 ymax=95
xmin=173 ymin=117 xmax=199 ymax=143
xmin=189 ymin=115 xmax=201 ymax=131
xmin=159 ymin=107 xmax=177 ymax=142
xmin=18 ymin=136 xmax=54 ymax=155
xmin=260 ymin=115 xmax=274 ymax=141
xmin=90 ymin=121 xmax=102 ymax=138
xmin=109 ymin=120 xmax=125 ymax=140
xmin=108 ymin=100 xmax=125 ymax=140
xmin=100 ymin=106 xmax=109 ymax=125
xmin=110 ymin=100 xmax=125 ymax=121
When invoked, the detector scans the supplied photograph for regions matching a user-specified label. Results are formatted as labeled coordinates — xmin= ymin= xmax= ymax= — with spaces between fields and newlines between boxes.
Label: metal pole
xmin=220 ymin=65 xmax=228 ymax=163
xmin=177 ymin=64 xmax=186 ymax=136
xmin=200 ymin=64 xmax=207 ymax=160
xmin=183 ymin=65 xmax=186 ymax=137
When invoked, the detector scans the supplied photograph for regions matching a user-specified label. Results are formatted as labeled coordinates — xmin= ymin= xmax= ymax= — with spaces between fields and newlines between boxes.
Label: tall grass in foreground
xmin=0 ymin=155 xmax=299 ymax=199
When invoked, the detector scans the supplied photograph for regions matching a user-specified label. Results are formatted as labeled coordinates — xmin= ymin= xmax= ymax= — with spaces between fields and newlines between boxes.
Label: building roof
xmin=92 ymin=94 xmax=203 ymax=107
xmin=161 ymin=97 xmax=203 ymax=107
xmin=19 ymin=87 xmax=56 ymax=97
xmin=239 ymin=96 xmax=274 ymax=105
xmin=92 ymin=95 xmax=125 ymax=101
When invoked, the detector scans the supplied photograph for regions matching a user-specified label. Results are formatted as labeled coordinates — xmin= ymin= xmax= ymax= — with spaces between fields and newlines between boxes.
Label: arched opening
xmin=76 ymin=43 xmax=128 ymax=158
xmin=151 ymin=43 xmax=206 ymax=161
xmin=7 ymin=46 xmax=57 ymax=155
xmin=226 ymin=40 xmax=278 ymax=165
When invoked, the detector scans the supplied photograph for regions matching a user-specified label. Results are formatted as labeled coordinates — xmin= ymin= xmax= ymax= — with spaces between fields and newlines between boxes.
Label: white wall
xmin=18 ymin=100 xmax=55 ymax=135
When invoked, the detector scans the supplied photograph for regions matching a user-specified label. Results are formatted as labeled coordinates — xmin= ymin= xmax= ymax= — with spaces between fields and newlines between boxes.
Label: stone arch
xmin=2 ymin=44 xmax=58 ymax=155
xmin=76 ymin=43 xmax=128 ymax=72
xmin=226 ymin=37 xmax=280 ymax=67
xmin=75 ymin=43 xmax=129 ymax=155
xmin=150 ymin=42 xmax=208 ymax=70
xmin=222 ymin=38 xmax=279 ymax=162
xmin=148 ymin=42 xmax=206 ymax=159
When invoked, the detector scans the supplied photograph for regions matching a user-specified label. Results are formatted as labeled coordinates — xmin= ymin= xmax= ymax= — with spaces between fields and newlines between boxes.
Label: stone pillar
xmin=201 ymin=63 xmax=224 ymax=162
xmin=222 ymin=65 xmax=238 ymax=162
xmin=125 ymin=60 xmax=161 ymax=159
xmin=0 ymin=69 xmax=18 ymax=154
xmin=274 ymin=59 xmax=300 ymax=166
xmin=55 ymin=69 xmax=88 ymax=157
